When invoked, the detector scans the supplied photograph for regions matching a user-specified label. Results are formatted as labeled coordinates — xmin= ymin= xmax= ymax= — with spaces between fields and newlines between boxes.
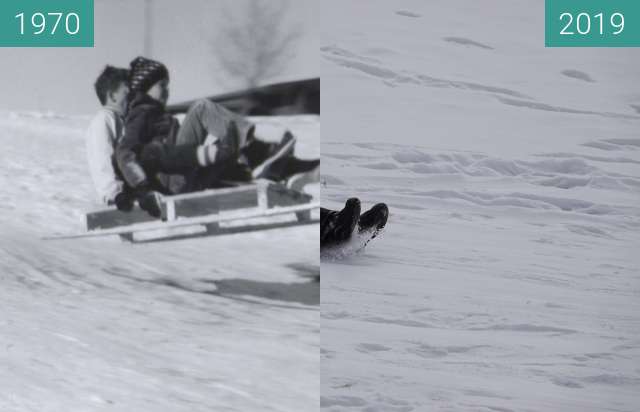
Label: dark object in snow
xmin=321 ymin=199 xmax=388 ymax=248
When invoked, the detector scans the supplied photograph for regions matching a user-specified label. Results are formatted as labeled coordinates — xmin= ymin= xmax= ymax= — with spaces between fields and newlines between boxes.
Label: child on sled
xmin=87 ymin=57 xmax=319 ymax=218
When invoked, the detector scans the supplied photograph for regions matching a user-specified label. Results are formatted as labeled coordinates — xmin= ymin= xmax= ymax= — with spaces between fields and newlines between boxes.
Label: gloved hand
xmin=113 ymin=191 xmax=134 ymax=212
xmin=135 ymin=183 xmax=163 ymax=219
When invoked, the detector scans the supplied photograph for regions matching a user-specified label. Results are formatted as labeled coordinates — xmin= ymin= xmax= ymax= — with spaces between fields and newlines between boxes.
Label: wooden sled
xmin=45 ymin=180 xmax=319 ymax=243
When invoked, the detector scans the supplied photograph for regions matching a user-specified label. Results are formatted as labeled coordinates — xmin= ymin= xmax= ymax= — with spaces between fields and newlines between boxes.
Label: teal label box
xmin=545 ymin=0 xmax=640 ymax=47
xmin=0 ymin=0 xmax=93 ymax=47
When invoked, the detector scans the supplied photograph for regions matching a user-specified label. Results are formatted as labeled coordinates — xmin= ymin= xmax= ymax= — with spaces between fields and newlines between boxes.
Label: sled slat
xmin=86 ymin=183 xmax=262 ymax=231
xmin=267 ymin=184 xmax=312 ymax=208
xmin=80 ymin=181 xmax=314 ymax=238
xmin=173 ymin=189 xmax=256 ymax=218
xmin=86 ymin=208 xmax=158 ymax=231
xmin=47 ymin=202 xmax=320 ymax=241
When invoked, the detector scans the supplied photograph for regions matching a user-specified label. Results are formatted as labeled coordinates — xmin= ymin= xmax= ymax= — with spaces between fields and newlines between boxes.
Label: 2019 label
xmin=559 ymin=12 xmax=624 ymax=36
xmin=545 ymin=0 xmax=639 ymax=47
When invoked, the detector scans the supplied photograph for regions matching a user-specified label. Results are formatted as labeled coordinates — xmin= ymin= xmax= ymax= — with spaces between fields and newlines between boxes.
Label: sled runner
xmin=45 ymin=180 xmax=318 ymax=243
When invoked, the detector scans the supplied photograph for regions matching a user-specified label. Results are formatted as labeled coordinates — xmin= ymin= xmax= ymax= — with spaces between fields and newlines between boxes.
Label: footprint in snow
xmin=561 ymin=69 xmax=595 ymax=83
xmin=443 ymin=36 xmax=494 ymax=50
xmin=395 ymin=10 xmax=421 ymax=18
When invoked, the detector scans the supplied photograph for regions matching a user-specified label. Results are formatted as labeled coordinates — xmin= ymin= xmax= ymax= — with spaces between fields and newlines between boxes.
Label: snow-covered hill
xmin=320 ymin=1 xmax=640 ymax=411
xmin=0 ymin=112 xmax=320 ymax=412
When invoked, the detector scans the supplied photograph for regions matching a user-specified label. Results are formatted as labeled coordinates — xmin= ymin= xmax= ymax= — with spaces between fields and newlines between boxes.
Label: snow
xmin=0 ymin=112 xmax=319 ymax=411
xmin=321 ymin=1 xmax=640 ymax=411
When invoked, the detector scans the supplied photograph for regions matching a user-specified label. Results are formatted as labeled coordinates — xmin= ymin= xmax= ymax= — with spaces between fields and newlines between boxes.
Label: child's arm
xmin=116 ymin=107 xmax=150 ymax=188
xmin=86 ymin=113 xmax=124 ymax=204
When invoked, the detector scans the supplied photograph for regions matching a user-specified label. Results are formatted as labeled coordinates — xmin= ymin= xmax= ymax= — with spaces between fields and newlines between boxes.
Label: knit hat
xmin=128 ymin=56 xmax=169 ymax=94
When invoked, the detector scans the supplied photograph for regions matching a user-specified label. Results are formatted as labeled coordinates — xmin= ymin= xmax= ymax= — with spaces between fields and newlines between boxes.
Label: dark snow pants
xmin=140 ymin=99 xmax=256 ymax=194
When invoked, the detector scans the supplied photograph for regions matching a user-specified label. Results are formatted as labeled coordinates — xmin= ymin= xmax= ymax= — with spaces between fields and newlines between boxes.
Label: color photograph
xmin=320 ymin=1 xmax=640 ymax=411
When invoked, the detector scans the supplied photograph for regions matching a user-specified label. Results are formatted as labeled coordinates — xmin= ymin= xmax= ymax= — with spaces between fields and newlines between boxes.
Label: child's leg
xmin=139 ymin=141 xmax=200 ymax=175
xmin=168 ymin=122 xmax=249 ymax=193
xmin=176 ymin=99 xmax=255 ymax=149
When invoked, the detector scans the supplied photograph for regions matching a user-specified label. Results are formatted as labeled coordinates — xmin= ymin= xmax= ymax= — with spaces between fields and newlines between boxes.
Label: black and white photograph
xmin=0 ymin=1 xmax=319 ymax=411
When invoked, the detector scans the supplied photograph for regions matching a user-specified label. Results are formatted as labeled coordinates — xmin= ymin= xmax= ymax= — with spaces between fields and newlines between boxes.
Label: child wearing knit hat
xmin=116 ymin=56 xmax=299 ymax=218
xmin=116 ymin=57 xmax=211 ymax=217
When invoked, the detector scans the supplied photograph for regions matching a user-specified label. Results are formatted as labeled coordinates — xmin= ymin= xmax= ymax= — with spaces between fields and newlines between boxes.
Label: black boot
xmin=135 ymin=184 xmax=163 ymax=219
xmin=251 ymin=131 xmax=297 ymax=179
xmin=263 ymin=156 xmax=320 ymax=182
xmin=320 ymin=198 xmax=361 ymax=247
xmin=358 ymin=203 xmax=388 ymax=236
xmin=241 ymin=138 xmax=275 ymax=170
xmin=337 ymin=198 xmax=362 ymax=239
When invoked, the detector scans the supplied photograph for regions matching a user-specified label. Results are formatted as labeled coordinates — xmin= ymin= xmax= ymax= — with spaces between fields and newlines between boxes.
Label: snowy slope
xmin=0 ymin=112 xmax=320 ymax=412
xmin=320 ymin=1 xmax=640 ymax=411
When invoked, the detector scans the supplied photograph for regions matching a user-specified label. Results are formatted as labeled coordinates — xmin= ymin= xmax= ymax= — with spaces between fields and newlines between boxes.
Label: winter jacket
xmin=86 ymin=107 xmax=125 ymax=204
xmin=116 ymin=92 xmax=180 ymax=189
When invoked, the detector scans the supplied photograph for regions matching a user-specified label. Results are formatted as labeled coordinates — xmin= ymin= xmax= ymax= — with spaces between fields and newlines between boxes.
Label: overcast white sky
xmin=0 ymin=0 xmax=318 ymax=114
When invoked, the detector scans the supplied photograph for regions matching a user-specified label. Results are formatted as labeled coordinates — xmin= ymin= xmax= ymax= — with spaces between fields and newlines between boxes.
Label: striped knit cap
xmin=128 ymin=56 xmax=169 ymax=94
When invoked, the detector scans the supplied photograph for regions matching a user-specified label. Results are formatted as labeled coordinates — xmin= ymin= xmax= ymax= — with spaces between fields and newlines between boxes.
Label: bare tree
xmin=214 ymin=0 xmax=302 ymax=89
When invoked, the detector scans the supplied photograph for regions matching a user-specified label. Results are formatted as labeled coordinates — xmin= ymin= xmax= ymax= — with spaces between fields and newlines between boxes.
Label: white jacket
xmin=86 ymin=107 xmax=125 ymax=204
